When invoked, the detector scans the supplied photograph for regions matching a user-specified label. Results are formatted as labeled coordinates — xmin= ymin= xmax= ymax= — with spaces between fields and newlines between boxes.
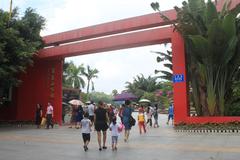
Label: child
xmin=109 ymin=116 xmax=120 ymax=151
xmin=80 ymin=112 xmax=92 ymax=151
xmin=138 ymin=109 xmax=146 ymax=134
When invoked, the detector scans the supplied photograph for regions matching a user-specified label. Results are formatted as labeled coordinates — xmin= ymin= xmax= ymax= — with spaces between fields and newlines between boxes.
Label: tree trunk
xmin=86 ymin=80 xmax=90 ymax=99
xmin=199 ymin=86 xmax=209 ymax=116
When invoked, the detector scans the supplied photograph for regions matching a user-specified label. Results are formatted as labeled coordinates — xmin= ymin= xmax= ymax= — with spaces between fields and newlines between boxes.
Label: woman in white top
xmin=46 ymin=102 xmax=54 ymax=129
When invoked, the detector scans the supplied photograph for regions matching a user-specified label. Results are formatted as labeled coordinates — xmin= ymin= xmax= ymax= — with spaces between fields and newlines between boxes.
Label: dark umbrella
xmin=113 ymin=92 xmax=137 ymax=101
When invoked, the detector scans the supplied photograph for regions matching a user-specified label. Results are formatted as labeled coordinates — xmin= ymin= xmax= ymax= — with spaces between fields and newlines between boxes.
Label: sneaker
xmin=99 ymin=147 xmax=102 ymax=151
xmin=83 ymin=146 xmax=87 ymax=152
xmin=102 ymin=146 xmax=107 ymax=149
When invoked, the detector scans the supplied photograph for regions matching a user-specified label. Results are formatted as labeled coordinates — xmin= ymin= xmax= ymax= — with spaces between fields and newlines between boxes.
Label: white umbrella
xmin=85 ymin=101 xmax=91 ymax=104
xmin=68 ymin=99 xmax=84 ymax=106
xmin=139 ymin=99 xmax=151 ymax=103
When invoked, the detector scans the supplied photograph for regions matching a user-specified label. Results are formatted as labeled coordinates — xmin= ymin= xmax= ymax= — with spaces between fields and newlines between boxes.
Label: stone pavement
xmin=0 ymin=114 xmax=240 ymax=160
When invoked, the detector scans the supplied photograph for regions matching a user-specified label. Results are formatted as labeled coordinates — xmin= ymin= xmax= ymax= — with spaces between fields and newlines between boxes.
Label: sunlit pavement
xmin=0 ymin=114 xmax=240 ymax=160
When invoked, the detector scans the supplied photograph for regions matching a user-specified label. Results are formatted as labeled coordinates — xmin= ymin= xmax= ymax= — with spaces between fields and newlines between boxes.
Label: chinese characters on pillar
xmin=50 ymin=67 xmax=55 ymax=99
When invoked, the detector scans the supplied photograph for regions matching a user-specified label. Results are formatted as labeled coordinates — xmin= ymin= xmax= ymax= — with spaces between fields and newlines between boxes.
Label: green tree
xmin=82 ymin=65 xmax=99 ymax=96
xmin=65 ymin=61 xmax=85 ymax=89
xmin=153 ymin=49 xmax=173 ymax=81
xmin=142 ymin=92 xmax=155 ymax=102
xmin=152 ymin=0 xmax=240 ymax=116
xmin=89 ymin=91 xmax=113 ymax=104
xmin=62 ymin=61 xmax=71 ymax=88
xmin=125 ymin=74 xmax=162 ymax=98
xmin=112 ymin=89 xmax=118 ymax=96
xmin=0 ymin=8 xmax=45 ymax=88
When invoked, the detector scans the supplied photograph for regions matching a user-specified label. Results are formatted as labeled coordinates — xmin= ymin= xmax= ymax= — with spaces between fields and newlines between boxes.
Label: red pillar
xmin=15 ymin=59 xmax=63 ymax=125
xmin=172 ymin=31 xmax=188 ymax=124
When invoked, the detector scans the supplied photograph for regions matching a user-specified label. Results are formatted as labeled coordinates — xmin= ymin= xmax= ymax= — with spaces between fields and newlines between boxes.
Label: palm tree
xmin=82 ymin=65 xmax=99 ymax=95
xmin=112 ymin=89 xmax=118 ymax=96
xmin=65 ymin=61 xmax=85 ymax=89
xmin=153 ymin=49 xmax=173 ymax=81
xmin=125 ymin=74 xmax=162 ymax=98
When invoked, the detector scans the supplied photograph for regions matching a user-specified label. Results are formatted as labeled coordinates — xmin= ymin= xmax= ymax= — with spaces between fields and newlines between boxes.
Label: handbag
xmin=129 ymin=116 xmax=136 ymax=126
xmin=41 ymin=117 xmax=46 ymax=126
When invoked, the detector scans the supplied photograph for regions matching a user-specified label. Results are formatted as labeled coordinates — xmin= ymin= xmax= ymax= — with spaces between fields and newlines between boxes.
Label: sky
xmin=1 ymin=0 xmax=184 ymax=94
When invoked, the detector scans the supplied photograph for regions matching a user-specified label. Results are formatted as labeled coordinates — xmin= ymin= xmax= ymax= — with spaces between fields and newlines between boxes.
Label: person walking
xmin=80 ymin=112 xmax=92 ymax=152
xmin=137 ymin=109 xmax=146 ymax=134
xmin=118 ymin=104 xmax=125 ymax=123
xmin=69 ymin=105 xmax=78 ymax=128
xmin=108 ymin=105 xmax=115 ymax=125
xmin=94 ymin=101 xmax=109 ymax=151
xmin=76 ymin=105 xmax=84 ymax=129
xmin=46 ymin=102 xmax=54 ymax=129
xmin=35 ymin=104 xmax=43 ymax=128
xmin=87 ymin=101 xmax=95 ymax=123
xmin=109 ymin=116 xmax=120 ymax=151
xmin=167 ymin=103 xmax=174 ymax=125
xmin=122 ymin=100 xmax=133 ymax=142
xmin=153 ymin=104 xmax=159 ymax=128
xmin=146 ymin=106 xmax=153 ymax=127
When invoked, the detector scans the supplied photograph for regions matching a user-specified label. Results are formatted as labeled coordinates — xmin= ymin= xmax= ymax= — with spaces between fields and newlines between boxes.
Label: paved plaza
xmin=0 ymin=114 xmax=240 ymax=160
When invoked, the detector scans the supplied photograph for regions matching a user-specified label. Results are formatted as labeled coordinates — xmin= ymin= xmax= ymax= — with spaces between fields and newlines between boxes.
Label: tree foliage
xmin=153 ymin=49 xmax=173 ymax=81
xmin=125 ymin=74 xmax=160 ymax=98
xmin=0 ymin=8 xmax=45 ymax=88
xmin=125 ymin=74 xmax=172 ymax=106
xmin=82 ymin=65 xmax=99 ymax=96
xmin=89 ymin=91 xmax=113 ymax=104
xmin=63 ymin=61 xmax=99 ymax=101
xmin=151 ymin=0 xmax=240 ymax=116
xmin=63 ymin=61 xmax=85 ymax=89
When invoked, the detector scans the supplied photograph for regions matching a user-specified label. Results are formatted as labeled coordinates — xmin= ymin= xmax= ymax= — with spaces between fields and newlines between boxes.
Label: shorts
xmin=82 ymin=133 xmax=90 ymax=143
xmin=112 ymin=136 xmax=118 ymax=144
xmin=95 ymin=122 xmax=108 ymax=132
xmin=89 ymin=115 xmax=94 ymax=122
xmin=168 ymin=115 xmax=174 ymax=120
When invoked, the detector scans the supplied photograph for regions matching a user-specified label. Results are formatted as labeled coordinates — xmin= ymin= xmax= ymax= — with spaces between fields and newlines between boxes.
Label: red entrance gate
xmin=1 ymin=0 xmax=240 ymax=125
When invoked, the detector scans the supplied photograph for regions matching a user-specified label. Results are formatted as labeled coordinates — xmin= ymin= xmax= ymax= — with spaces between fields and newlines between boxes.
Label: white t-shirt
xmin=88 ymin=104 xmax=95 ymax=116
xmin=109 ymin=122 xmax=120 ymax=137
xmin=81 ymin=118 xmax=91 ymax=134
xmin=46 ymin=105 xmax=53 ymax=114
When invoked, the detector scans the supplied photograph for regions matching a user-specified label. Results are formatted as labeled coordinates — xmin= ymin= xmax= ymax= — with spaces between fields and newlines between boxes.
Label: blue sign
xmin=173 ymin=74 xmax=184 ymax=83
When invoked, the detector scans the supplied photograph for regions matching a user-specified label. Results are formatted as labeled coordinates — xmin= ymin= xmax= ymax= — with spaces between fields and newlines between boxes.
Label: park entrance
xmin=11 ymin=10 xmax=188 ymax=125
xmin=1 ymin=0 xmax=240 ymax=124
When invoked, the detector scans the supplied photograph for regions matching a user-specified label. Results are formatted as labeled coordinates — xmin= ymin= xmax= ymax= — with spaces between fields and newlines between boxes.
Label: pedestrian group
xmin=35 ymin=100 xmax=174 ymax=152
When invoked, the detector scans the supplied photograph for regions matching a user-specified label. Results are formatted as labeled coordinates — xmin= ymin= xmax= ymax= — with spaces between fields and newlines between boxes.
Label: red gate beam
xmin=39 ymin=27 xmax=172 ymax=59
xmin=43 ymin=10 xmax=176 ymax=47
xmin=42 ymin=0 xmax=239 ymax=47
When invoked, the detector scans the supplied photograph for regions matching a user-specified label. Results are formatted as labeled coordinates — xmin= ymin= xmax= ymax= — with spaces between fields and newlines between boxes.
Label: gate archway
xmin=1 ymin=0 xmax=240 ymax=125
